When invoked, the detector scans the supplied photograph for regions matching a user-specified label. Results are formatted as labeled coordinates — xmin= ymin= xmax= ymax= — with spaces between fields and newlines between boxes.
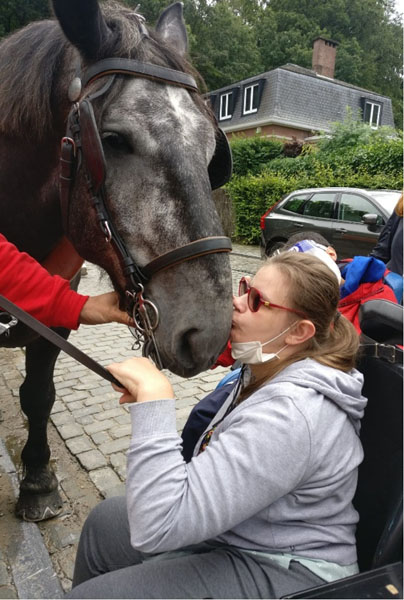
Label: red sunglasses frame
xmin=238 ymin=277 xmax=308 ymax=319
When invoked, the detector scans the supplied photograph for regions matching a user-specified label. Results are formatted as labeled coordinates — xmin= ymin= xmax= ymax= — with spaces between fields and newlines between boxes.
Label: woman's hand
xmin=79 ymin=291 xmax=132 ymax=326
xmin=107 ymin=357 xmax=174 ymax=404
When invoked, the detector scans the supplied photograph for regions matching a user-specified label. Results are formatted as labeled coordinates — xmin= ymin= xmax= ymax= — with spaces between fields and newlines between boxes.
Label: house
xmin=208 ymin=37 xmax=395 ymax=142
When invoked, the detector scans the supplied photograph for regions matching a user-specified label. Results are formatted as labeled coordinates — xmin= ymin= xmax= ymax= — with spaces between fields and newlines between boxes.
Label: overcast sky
xmin=395 ymin=0 xmax=404 ymax=14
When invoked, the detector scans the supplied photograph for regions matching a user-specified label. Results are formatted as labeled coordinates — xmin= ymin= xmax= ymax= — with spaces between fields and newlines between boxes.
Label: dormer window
xmin=243 ymin=83 xmax=259 ymax=114
xmin=241 ymin=79 xmax=265 ymax=116
xmin=363 ymin=100 xmax=381 ymax=129
xmin=219 ymin=92 xmax=233 ymax=120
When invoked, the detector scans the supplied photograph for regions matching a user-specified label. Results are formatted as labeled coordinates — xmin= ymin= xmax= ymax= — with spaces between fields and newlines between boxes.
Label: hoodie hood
xmin=269 ymin=358 xmax=367 ymax=433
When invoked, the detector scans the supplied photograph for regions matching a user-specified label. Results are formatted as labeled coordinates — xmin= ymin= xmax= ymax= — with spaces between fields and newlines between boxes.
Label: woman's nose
xmin=233 ymin=294 xmax=247 ymax=312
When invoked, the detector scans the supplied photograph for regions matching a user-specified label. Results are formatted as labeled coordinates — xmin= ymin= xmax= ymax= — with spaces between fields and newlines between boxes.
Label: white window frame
xmin=243 ymin=83 xmax=259 ymax=115
xmin=363 ymin=101 xmax=381 ymax=129
xmin=219 ymin=92 xmax=233 ymax=121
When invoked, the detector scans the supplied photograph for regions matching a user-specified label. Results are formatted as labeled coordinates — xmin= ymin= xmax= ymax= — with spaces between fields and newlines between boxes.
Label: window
xmin=219 ymin=92 xmax=233 ymax=120
xmin=303 ymin=193 xmax=336 ymax=219
xmin=363 ymin=101 xmax=381 ymax=129
xmin=283 ymin=194 xmax=310 ymax=214
xmin=338 ymin=193 xmax=384 ymax=224
xmin=243 ymin=83 xmax=259 ymax=115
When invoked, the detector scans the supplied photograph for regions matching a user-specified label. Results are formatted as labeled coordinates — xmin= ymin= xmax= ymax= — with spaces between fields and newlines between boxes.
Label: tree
xmin=0 ymin=0 xmax=50 ymax=37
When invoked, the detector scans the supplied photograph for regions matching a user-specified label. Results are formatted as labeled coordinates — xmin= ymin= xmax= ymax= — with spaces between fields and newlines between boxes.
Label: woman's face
xmin=231 ymin=265 xmax=296 ymax=351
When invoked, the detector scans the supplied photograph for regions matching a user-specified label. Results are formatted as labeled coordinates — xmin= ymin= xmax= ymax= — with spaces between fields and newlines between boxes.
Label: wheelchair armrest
xmin=359 ymin=300 xmax=403 ymax=345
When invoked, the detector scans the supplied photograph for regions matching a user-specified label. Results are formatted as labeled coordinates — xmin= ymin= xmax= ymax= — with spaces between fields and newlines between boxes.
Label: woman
xmin=370 ymin=194 xmax=403 ymax=276
xmin=67 ymin=252 xmax=367 ymax=599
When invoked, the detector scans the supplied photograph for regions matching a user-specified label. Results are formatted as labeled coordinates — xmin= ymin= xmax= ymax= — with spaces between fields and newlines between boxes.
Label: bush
xmin=230 ymin=136 xmax=283 ymax=177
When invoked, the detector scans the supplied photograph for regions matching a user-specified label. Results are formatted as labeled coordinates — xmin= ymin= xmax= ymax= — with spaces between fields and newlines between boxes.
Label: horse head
xmin=53 ymin=0 xmax=233 ymax=376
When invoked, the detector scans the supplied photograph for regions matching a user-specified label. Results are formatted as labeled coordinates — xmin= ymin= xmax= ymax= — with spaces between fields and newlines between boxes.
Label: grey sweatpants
xmin=66 ymin=496 xmax=325 ymax=599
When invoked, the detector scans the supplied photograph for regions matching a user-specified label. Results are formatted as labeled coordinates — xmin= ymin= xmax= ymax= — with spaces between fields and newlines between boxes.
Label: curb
xmin=0 ymin=439 xmax=63 ymax=599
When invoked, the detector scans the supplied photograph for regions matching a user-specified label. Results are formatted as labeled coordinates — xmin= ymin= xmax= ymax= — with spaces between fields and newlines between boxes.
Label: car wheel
xmin=266 ymin=239 xmax=287 ymax=256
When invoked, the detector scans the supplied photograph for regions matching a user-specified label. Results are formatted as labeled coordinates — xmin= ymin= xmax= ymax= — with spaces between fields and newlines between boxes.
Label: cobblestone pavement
xmin=0 ymin=243 xmax=261 ymax=598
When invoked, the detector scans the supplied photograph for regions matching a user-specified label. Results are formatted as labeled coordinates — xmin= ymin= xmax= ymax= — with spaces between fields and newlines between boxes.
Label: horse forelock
xmin=0 ymin=1 xmax=213 ymax=141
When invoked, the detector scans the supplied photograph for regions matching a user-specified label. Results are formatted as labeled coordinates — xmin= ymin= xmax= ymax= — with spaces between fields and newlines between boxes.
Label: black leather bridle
xmin=59 ymin=56 xmax=233 ymax=364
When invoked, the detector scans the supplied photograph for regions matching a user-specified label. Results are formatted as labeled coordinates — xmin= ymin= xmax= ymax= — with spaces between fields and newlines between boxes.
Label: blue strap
xmin=384 ymin=272 xmax=403 ymax=303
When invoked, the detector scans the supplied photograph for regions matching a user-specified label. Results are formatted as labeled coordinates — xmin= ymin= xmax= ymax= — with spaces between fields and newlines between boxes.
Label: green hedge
xmin=226 ymin=164 xmax=403 ymax=245
xmin=230 ymin=136 xmax=284 ymax=176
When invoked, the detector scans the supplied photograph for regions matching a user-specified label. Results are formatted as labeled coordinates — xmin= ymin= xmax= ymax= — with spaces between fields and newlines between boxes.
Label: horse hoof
xmin=15 ymin=489 xmax=63 ymax=522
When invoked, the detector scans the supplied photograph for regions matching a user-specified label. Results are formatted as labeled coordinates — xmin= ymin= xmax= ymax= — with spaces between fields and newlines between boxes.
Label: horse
xmin=0 ymin=0 xmax=233 ymax=521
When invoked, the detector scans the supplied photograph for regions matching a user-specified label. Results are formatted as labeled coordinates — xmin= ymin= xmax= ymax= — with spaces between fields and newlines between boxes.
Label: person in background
xmin=281 ymin=232 xmax=402 ymax=324
xmin=66 ymin=251 xmax=366 ymax=600
xmin=369 ymin=194 xmax=403 ymax=276
xmin=0 ymin=233 xmax=131 ymax=330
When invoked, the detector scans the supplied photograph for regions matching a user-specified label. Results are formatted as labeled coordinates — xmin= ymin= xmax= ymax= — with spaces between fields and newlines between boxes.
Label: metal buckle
xmin=0 ymin=312 xmax=18 ymax=337
xmin=361 ymin=342 xmax=398 ymax=363
xmin=375 ymin=343 xmax=396 ymax=363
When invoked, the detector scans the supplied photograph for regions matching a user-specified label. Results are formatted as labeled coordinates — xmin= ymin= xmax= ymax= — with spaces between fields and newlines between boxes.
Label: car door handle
xmin=294 ymin=223 xmax=304 ymax=227
xmin=335 ymin=228 xmax=348 ymax=233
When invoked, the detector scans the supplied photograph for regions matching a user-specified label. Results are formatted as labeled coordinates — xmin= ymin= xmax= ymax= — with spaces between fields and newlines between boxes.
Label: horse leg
xmin=15 ymin=329 xmax=70 ymax=522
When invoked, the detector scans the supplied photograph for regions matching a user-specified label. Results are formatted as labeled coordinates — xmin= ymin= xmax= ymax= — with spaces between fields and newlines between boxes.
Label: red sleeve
xmin=0 ymin=234 xmax=88 ymax=330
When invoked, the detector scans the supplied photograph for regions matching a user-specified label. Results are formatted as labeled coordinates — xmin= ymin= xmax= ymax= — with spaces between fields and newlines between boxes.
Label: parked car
xmin=260 ymin=187 xmax=402 ymax=259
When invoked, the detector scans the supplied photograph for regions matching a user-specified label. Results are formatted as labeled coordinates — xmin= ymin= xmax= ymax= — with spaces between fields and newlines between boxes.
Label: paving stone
xmin=84 ymin=419 xmax=115 ymax=435
xmin=56 ymin=379 xmax=79 ymax=390
xmin=114 ymin=413 xmax=131 ymax=425
xmin=89 ymin=467 xmax=122 ymax=497
xmin=90 ymin=430 xmax=111 ymax=445
xmin=110 ymin=424 xmax=131 ymax=439
xmin=95 ymin=408 xmax=125 ymax=421
xmin=110 ymin=452 xmax=127 ymax=479
xmin=58 ymin=424 xmax=84 ymax=440
xmin=66 ymin=400 xmax=84 ymax=412
xmin=99 ymin=437 xmax=130 ymax=455
xmin=46 ymin=523 xmax=81 ymax=551
xmin=72 ymin=405 xmax=100 ymax=419
xmin=51 ymin=412 xmax=75 ymax=427
xmin=52 ymin=400 xmax=66 ymax=414
xmin=62 ymin=391 xmax=89 ymax=403
xmin=0 ymin=562 xmax=10 ymax=586
xmin=0 ymin=586 xmax=17 ymax=598
xmin=75 ymin=415 xmax=95 ymax=426
xmin=65 ymin=435 xmax=94 ymax=455
xmin=77 ymin=449 xmax=108 ymax=470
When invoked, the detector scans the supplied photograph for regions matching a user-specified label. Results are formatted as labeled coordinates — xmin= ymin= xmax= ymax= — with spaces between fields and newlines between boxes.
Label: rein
xmin=60 ymin=55 xmax=232 ymax=365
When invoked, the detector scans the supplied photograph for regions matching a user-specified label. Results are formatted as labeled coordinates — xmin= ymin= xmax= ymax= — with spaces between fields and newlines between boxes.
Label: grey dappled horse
xmin=0 ymin=0 xmax=232 ymax=521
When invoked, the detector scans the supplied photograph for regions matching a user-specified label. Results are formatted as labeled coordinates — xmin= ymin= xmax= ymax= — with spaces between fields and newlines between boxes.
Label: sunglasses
xmin=238 ymin=277 xmax=308 ymax=319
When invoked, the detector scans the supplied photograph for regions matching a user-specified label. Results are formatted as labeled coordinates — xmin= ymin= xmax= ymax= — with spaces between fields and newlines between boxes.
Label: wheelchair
xmin=283 ymin=299 xmax=403 ymax=598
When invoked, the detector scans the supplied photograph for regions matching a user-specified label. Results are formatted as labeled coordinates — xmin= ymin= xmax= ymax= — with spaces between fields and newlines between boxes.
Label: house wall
xmin=229 ymin=123 xmax=311 ymax=141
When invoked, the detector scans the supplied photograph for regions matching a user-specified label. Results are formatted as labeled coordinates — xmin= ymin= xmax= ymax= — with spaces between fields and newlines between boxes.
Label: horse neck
xmin=0 ymin=134 xmax=64 ymax=260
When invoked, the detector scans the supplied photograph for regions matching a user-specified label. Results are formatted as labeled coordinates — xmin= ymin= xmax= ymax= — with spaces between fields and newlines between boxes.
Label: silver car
xmin=260 ymin=187 xmax=402 ymax=259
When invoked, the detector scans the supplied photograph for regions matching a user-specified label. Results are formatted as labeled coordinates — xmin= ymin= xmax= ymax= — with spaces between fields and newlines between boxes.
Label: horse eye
xmin=101 ymin=132 xmax=133 ymax=154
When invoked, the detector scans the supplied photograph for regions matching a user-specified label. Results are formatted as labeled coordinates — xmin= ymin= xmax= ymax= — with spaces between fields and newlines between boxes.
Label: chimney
xmin=312 ymin=37 xmax=338 ymax=78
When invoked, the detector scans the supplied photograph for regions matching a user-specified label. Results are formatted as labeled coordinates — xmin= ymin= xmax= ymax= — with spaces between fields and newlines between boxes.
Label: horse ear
xmin=155 ymin=3 xmax=188 ymax=56
xmin=52 ymin=0 xmax=111 ymax=61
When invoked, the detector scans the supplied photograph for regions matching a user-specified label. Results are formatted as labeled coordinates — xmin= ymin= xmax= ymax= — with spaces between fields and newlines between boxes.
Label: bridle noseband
xmin=60 ymin=55 xmax=232 ymax=365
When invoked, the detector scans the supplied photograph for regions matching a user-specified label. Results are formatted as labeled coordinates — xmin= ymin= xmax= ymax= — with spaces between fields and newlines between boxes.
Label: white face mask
xmin=231 ymin=322 xmax=297 ymax=364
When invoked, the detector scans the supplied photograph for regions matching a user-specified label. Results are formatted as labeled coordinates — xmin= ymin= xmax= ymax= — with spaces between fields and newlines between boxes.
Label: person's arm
xmin=369 ymin=212 xmax=400 ymax=263
xmin=0 ymin=234 xmax=130 ymax=329
xmin=108 ymin=358 xmax=311 ymax=554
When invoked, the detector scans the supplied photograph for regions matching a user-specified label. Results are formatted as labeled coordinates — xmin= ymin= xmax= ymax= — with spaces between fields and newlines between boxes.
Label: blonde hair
xmin=239 ymin=252 xmax=359 ymax=398
xmin=395 ymin=194 xmax=403 ymax=217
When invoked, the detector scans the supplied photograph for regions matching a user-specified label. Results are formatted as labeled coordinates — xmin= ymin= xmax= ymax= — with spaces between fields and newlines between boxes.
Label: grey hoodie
xmin=126 ymin=358 xmax=367 ymax=567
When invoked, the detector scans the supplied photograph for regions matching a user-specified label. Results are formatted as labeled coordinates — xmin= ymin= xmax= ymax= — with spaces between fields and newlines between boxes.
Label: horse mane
xmin=0 ymin=1 xmax=212 ymax=140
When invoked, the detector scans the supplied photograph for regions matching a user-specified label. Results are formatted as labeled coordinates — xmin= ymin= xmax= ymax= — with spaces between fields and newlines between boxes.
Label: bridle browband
xmin=60 ymin=55 xmax=232 ymax=365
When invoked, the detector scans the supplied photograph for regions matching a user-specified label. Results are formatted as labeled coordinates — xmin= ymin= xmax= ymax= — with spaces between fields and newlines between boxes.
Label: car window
xmin=338 ymin=193 xmax=384 ymax=224
xmin=303 ymin=193 xmax=335 ymax=219
xmin=282 ymin=194 xmax=310 ymax=214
